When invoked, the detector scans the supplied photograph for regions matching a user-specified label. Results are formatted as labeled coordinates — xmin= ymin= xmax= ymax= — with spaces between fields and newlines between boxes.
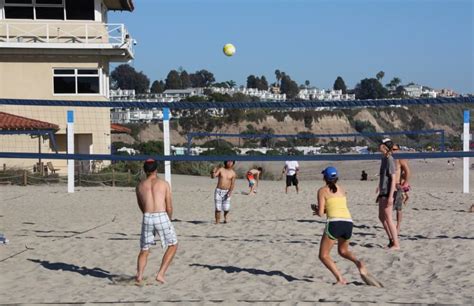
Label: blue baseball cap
xmin=321 ymin=166 xmax=338 ymax=181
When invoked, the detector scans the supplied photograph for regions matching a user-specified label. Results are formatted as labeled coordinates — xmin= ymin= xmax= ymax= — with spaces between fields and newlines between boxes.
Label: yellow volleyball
xmin=223 ymin=43 xmax=236 ymax=57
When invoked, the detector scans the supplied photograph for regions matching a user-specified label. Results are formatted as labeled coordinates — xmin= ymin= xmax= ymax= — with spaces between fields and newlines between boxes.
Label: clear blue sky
xmin=110 ymin=0 xmax=473 ymax=93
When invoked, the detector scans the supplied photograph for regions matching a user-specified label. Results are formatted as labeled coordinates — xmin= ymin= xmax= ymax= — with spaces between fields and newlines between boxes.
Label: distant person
xmin=246 ymin=167 xmax=263 ymax=195
xmin=211 ymin=161 xmax=236 ymax=224
xmin=376 ymin=138 xmax=400 ymax=250
xmin=312 ymin=166 xmax=379 ymax=286
xmin=392 ymin=144 xmax=412 ymax=235
xmin=282 ymin=160 xmax=300 ymax=194
xmin=361 ymin=170 xmax=368 ymax=181
xmin=135 ymin=159 xmax=178 ymax=284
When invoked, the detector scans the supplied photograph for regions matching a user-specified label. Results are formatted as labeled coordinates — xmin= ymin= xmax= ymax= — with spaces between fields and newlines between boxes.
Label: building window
xmin=53 ymin=69 xmax=101 ymax=95
xmin=65 ymin=0 xmax=95 ymax=21
xmin=4 ymin=0 xmax=34 ymax=19
xmin=4 ymin=0 xmax=95 ymax=21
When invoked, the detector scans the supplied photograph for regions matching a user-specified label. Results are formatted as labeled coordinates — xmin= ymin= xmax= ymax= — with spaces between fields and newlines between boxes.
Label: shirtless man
xmin=376 ymin=138 xmax=400 ymax=250
xmin=135 ymin=159 xmax=178 ymax=284
xmin=211 ymin=161 xmax=236 ymax=224
xmin=246 ymin=167 xmax=263 ymax=195
xmin=393 ymin=144 xmax=411 ymax=235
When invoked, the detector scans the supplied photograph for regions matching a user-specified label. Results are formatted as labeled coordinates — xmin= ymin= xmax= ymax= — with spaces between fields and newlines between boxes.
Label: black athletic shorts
xmin=325 ymin=220 xmax=353 ymax=240
xmin=286 ymin=175 xmax=298 ymax=187
xmin=377 ymin=192 xmax=398 ymax=203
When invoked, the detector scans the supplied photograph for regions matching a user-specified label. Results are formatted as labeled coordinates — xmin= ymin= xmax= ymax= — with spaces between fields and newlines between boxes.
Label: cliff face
xmin=114 ymin=104 xmax=469 ymax=146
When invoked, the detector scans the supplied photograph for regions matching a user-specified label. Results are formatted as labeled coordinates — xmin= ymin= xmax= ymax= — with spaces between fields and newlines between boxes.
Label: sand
xmin=0 ymin=158 xmax=473 ymax=304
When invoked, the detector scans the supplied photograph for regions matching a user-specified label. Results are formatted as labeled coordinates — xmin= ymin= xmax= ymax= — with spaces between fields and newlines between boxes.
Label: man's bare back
xmin=136 ymin=176 xmax=172 ymax=216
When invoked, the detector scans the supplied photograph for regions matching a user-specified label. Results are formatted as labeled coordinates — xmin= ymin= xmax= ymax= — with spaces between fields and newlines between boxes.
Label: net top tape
xmin=0 ymin=151 xmax=472 ymax=162
xmin=0 ymin=97 xmax=472 ymax=109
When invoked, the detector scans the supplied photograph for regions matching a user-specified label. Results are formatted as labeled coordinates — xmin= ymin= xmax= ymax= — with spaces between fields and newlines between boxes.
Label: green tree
xmin=305 ymin=80 xmax=310 ymax=88
xmin=333 ymin=76 xmax=347 ymax=94
xmin=407 ymin=116 xmax=426 ymax=140
xmin=190 ymin=69 xmax=215 ymax=87
xmin=165 ymin=70 xmax=182 ymax=89
xmin=395 ymin=85 xmax=405 ymax=97
xmin=150 ymin=80 xmax=165 ymax=93
xmin=200 ymin=139 xmax=236 ymax=156
xmin=354 ymin=120 xmax=376 ymax=133
xmin=386 ymin=77 xmax=401 ymax=89
xmin=280 ymin=74 xmax=299 ymax=99
xmin=111 ymin=64 xmax=150 ymax=93
xmin=180 ymin=70 xmax=192 ymax=88
xmin=259 ymin=76 xmax=269 ymax=90
xmin=183 ymin=95 xmax=208 ymax=102
xmin=410 ymin=115 xmax=425 ymax=131
xmin=275 ymin=69 xmax=281 ymax=86
xmin=248 ymin=75 xmax=269 ymax=90
xmin=259 ymin=126 xmax=275 ymax=147
xmin=212 ymin=82 xmax=231 ymax=88
xmin=294 ymin=132 xmax=318 ymax=146
xmin=247 ymin=75 xmax=257 ymax=88
xmin=355 ymin=78 xmax=388 ymax=100
xmin=376 ymin=71 xmax=385 ymax=81
xmin=137 ymin=141 xmax=164 ymax=155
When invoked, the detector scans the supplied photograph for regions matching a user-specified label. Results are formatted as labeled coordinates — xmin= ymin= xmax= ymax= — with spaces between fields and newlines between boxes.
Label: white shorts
xmin=140 ymin=212 xmax=178 ymax=250
xmin=215 ymin=188 xmax=231 ymax=212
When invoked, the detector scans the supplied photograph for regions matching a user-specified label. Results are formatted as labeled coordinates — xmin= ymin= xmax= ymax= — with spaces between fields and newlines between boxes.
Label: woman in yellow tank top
xmin=312 ymin=166 xmax=377 ymax=286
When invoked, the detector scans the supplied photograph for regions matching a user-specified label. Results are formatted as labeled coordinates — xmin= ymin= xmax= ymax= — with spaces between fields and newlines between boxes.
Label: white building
xmin=162 ymin=88 xmax=205 ymax=99
xmin=110 ymin=89 xmax=178 ymax=102
xmin=210 ymin=87 xmax=287 ymax=101
xmin=421 ymin=88 xmax=437 ymax=98
xmin=110 ymin=89 xmax=136 ymax=99
xmin=435 ymin=88 xmax=459 ymax=98
xmin=0 ymin=0 xmax=135 ymax=173
xmin=403 ymin=84 xmax=437 ymax=98
xmin=111 ymin=108 xmax=165 ymax=123
xmin=403 ymin=84 xmax=423 ymax=98
xmin=297 ymin=88 xmax=356 ymax=101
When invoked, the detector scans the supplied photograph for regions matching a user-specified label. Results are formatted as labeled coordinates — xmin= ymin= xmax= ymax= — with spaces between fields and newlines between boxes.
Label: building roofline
xmin=0 ymin=111 xmax=59 ymax=131
xmin=104 ymin=0 xmax=135 ymax=12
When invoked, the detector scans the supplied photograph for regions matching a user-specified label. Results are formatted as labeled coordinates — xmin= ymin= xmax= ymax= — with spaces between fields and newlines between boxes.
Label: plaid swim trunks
xmin=214 ymin=188 xmax=231 ymax=212
xmin=140 ymin=212 xmax=178 ymax=250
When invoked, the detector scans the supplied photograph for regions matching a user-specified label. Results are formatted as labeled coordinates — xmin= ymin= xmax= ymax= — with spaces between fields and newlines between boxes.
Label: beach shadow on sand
xmin=190 ymin=263 xmax=313 ymax=282
xmin=404 ymin=235 xmax=474 ymax=241
xmin=173 ymin=219 xmax=208 ymax=225
xmin=28 ymin=259 xmax=117 ymax=280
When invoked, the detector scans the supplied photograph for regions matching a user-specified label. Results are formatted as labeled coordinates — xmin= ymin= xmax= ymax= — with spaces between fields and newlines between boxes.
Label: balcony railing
xmin=0 ymin=22 xmax=133 ymax=56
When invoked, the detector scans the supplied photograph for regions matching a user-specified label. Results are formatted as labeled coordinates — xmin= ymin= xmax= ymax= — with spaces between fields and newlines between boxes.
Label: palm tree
xmin=392 ymin=77 xmax=401 ymax=87
xmin=305 ymin=80 xmax=310 ymax=88
xmin=226 ymin=80 xmax=236 ymax=88
xmin=376 ymin=71 xmax=385 ymax=81
xmin=275 ymin=69 xmax=281 ymax=86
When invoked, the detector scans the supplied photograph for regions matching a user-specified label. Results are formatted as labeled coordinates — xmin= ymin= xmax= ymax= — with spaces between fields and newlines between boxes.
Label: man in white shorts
xmin=211 ymin=161 xmax=236 ymax=224
xmin=135 ymin=159 xmax=178 ymax=284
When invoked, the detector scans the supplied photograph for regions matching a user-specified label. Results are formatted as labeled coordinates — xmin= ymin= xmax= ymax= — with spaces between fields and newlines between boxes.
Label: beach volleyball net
xmin=0 ymin=97 xmax=472 ymax=185
xmin=183 ymin=129 xmax=447 ymax=156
